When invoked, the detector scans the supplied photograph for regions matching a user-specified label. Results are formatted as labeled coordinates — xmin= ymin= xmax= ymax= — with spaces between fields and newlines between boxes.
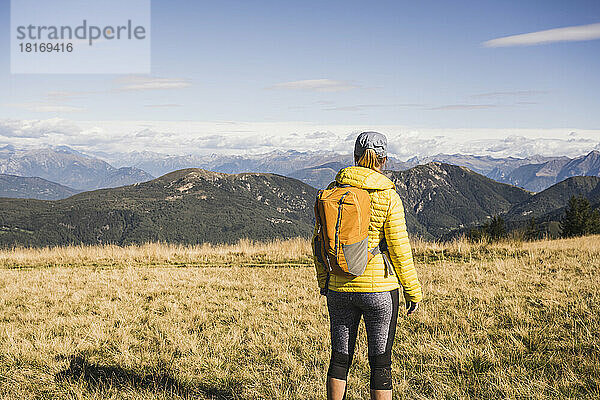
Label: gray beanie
xmin=354 ymin=131 xmax=387 ymax=159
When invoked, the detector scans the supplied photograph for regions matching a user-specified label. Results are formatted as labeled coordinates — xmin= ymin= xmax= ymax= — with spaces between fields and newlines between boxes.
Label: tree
xmin=592 ymin=209 xmax=600 ymax=234
xmin=524 ymin=217 xmax=538 ymax=241
xmin=561 ymin=196 xmax=600 ymax=237
xmin=468 ymin=215 xmax=507 ymax=243
xmin=486 ymin=215 xmax=507 ymax=240
xmin=468 ymin=227 xmax=486 ymax=243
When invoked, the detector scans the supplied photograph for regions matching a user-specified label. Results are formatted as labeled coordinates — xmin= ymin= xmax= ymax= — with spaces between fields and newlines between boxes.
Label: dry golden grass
xmin=0 ymin=238 xmax=312 ymax=269
xmin=0 ymin=236 xmax=599 ymax=399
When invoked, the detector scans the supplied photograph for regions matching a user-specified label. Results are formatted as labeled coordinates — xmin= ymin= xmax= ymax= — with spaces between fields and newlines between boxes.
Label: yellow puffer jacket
xmin=312 ymin=166 xmax=423 ymax=302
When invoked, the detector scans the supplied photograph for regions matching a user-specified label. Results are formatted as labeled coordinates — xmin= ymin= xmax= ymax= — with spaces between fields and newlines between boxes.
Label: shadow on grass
xmin=55 ymin=354 xmax=240 ymax=399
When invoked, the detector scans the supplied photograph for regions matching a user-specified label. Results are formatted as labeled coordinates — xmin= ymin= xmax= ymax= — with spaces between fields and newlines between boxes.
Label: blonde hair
xmin=355 ymin=149 xmax=387 ymax=172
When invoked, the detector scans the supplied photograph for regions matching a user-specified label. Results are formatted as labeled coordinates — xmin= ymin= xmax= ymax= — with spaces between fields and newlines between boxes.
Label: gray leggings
xmin=326 ymin=289 xmax=399 ymax=390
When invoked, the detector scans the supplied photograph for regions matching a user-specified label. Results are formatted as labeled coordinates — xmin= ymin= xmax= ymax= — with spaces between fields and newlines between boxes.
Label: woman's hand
xmin=403 ymin=290 xmax=419 ymax=315
xmin=406 ymin=301 xmax=419 ymax=315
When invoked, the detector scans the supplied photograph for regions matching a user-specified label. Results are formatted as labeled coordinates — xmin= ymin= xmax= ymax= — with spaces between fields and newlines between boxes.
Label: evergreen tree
xmin=588 ymin=208 xmax=600 ymax=235
xmin=561 ymin=196 xmax=600 ymax=237
xmin=468 ymin=227 xmax=486 ymax=242
xmin=524 ymin=217 xmax=537 ymax=241
xmin=486 ymin=215 xmax=507 ymax=240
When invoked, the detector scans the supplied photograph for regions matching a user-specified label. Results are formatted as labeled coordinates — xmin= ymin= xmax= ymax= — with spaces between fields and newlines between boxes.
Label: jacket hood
xmin=335 ymin=166 xmax=395 ymax=190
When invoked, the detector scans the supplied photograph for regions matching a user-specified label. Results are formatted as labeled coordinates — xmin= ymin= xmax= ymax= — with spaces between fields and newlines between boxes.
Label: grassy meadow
xmin=0 ymin=236 xmax=599 ymax=399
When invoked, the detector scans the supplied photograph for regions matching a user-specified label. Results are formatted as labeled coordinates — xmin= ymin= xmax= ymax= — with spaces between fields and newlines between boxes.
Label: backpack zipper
xmin=334 ymin=191 xmax=350 ymax=264
xmin=354 ymin=192 xmax=363 ymax=233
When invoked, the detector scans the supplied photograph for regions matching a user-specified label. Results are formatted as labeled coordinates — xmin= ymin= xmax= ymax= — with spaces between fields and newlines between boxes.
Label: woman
xmin=312 ymin=131 xmax=422 ymax=400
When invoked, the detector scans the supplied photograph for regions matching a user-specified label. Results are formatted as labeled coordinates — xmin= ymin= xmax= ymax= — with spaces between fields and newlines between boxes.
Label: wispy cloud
xmin=144 ymin=104 xmax=183 ymax=108
xmin=45 ymin=90 xmax=99 ymax=101
xmin=116 ymin=76 xmax=192 ymax=91
xmin=267 ymin=79 xmax=360 ymax=92
xmin=428 ymin=104 xmax=499 ymax=111
xmin=324 ymin=104 xmax=422 ymax=112
xmin=471 ymin=90 xmax=548 ymax=99
xmin=5 ymin=102 xmax=86 ymax=113
xmin=30 ymin=104 xmax=86 ymax=113
xmin=483 ymin=22 xmax=600 ymax=47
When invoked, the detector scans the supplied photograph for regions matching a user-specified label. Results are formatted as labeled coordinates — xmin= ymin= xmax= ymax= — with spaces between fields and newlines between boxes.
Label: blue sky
xmin=0 ymin=0 xmax=599 ymax=158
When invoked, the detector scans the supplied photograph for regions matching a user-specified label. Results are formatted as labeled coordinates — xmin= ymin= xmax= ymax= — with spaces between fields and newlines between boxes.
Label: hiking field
xmin=0 ymin=236 xmax=598 ymax=399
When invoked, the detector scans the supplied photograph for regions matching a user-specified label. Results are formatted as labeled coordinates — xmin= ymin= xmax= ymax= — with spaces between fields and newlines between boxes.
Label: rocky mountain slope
xmin=452 ymin=151 xmax=600 ymax=192
xmin=385 ymin=163 xmax=532 ymax=238
xmin=410 ymin=153 xmax=559 ymax=180
xmin=557 ymin=151 xmax=600 ymax=182
xmin=0 ymin=174 xmax=79 ymax=200
xmin=501 ymin=158 xmax=571 ymax=192
xmin=0 ymin=169 xmax=316 ymax=247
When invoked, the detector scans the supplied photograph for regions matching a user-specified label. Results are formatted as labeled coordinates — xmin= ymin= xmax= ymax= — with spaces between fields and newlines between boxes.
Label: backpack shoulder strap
xmin=314 ymin=190 xmax=331 ymax=293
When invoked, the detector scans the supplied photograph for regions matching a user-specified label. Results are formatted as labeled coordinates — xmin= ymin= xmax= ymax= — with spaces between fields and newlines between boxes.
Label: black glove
xmin=406 ymin=301 xmax=419 ymax=315
xmin=403 ymin=290 xmax=419 ymax=315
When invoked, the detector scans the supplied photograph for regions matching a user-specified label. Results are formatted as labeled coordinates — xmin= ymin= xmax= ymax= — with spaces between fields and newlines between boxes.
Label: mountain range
xmin=0 ymin=174 xmax=79 ymax=200
xmin=2 ymin=160 xmax=599 ymax=247
xmin=386 ymin=165 xmax=600 ymax=240
xmin=288 ymin=151 xmax=600 ymax=191
xmin=0 ymin=145 xmax=154 ymax=191
xmin=505 ymin=176 xmax=600 ymax=223
xmin=384 ymin=163 xmax=533 ymax=238
xmin=97 ymin=149 xmax=412 ymax=178
xmin=2 ymin=143 xmax=600 ymax=245
xmin=493 ymin=151 xmax=600 ymax=192
xmin=292 ymin=151 xmax=600 ymax=192
xmin=2 ymin=145 xmax=600 ymax=198
xmin=0 ymin=169 xmax=316 ymax=247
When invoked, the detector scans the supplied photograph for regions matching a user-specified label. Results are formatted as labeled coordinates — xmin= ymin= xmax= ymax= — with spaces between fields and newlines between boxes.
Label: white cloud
xmin=482 ymin=135 xmax=598 ymax=158
xmin=45 ymin=90 xmax=98 ymax=101
xmin=305 ymin=131 xmax=331 ymax=139
xmin=483 ymin=23 xmax=600 ymax=47
xmin=31 ymin=104 xmax=86 ymax=113
xmin=115 ymin=76 xmax=192 ymax=91
xmin=268 ymin=79 xmax=360 ymax=92
xmin=1 ymin=119 xmax=599 ymax=160
xmin=0 ymin=118 xmax=81 ymax=138
xmin=470 ymin=90 xmax=548 ymax=99
xmin=323 ymin=104 xmax=423 ymax=112
xmin=428 ymin=104 xmax=499 ymax=111
xmin=4 ymin=102 xmax=85 ymax=113
xmin=144 ymin=104 xmax=183 ymax=108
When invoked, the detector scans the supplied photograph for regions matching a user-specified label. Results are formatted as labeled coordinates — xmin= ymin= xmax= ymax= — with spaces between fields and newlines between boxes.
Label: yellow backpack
xmin=314 ymin=183 xmax=393 ymax=289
